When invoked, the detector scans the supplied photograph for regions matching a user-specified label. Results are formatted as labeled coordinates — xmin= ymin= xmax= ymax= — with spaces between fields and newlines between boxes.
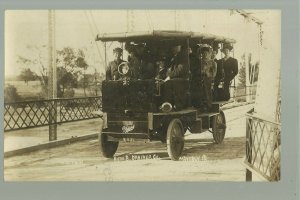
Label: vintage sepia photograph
xmin=4 ymin=9 xmax=281 ymax=181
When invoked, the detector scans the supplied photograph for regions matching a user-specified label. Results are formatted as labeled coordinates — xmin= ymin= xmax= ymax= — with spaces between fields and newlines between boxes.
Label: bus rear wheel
xmin=167 ymin=119 xmax=184 ymax=161
xmin=212 ymin=111 xmax=226 ymax=144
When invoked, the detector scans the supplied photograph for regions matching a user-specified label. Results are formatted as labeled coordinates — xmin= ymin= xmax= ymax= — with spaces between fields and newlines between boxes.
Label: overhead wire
xmin=146 ymin=10 xmax=154 ymax=31
xmin=83 ymin=11 xmax=105 ymax=69
xmin=90 ymin=11 xmax=101 ymax=34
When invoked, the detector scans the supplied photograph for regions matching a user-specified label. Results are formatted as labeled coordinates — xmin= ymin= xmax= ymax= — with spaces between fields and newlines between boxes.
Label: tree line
xmin=5 ymin=46 xmax=104 ymax=102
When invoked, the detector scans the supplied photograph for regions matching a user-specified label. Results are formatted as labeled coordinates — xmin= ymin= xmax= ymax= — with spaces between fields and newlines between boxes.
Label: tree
xmin=238 ymin=66 xmax=246 ymax=87
xmin=75 ymin=52 xmax=88 ymax=96
xmin=238 ymin=53 xmax=246 ymax=87
xmin=17 ymin=45 xmax=48 ymax=87
xmin=89 ymin=70 xmax=104 ymax=96
xmin=17 ymin=45 xmax=89 ymax=98
xmin=57 ymin=67 xmax=78 ymax=98
xmin=4 ymin=84 xmax=21 ymax=102
xmin=237 ymin=53 xmax=260 ymax=87
xmin=17 ymin=45 xmax=48 ymax=98
xmin=17 ymin=68 xmax=37 ymax=85
xmin=56 ymin=47 xmax=89 ymax=98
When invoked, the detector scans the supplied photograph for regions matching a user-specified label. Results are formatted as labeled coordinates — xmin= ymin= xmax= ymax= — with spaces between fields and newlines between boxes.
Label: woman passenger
xmin=200 ymin=46 xmax=217 ymax=111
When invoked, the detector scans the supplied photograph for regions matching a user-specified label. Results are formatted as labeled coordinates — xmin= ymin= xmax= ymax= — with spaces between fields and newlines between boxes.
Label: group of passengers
xmin=105 ymin=41 xmax=238 ymax=111
xmin=189 ymin=43 xmax=238 ymax=110
xmin=105 ymin=42 xmax=188 ymax=81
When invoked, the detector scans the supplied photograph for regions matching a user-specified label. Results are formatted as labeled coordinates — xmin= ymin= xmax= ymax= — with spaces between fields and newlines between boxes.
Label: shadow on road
xmin=182 ymin=137 xmax=246 ymax=160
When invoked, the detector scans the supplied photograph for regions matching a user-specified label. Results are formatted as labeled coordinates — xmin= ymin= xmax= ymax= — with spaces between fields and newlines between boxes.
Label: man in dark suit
xmin=161 ymin=43 xmax=189 ymax=111
xmin=105 ymin=47 xmax=124 ymax=80
xmin=213 ymin=44 xmax=238 ymax=101
xmin=164 ymin=44 xmax=189 ymax=81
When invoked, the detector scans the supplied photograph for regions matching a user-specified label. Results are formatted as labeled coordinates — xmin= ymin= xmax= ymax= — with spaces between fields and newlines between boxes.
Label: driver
xmin=105 ymin=47 xmax=125 ymax=80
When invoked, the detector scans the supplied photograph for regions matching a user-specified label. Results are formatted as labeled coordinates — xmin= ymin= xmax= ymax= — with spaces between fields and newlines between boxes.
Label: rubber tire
xmin=212 ymin=110 xmax=226 ymax=144
xmin=167 ymin=119 xmax=184 ymax=161
xmin=99 ymin=131 xmax=119 ymax=158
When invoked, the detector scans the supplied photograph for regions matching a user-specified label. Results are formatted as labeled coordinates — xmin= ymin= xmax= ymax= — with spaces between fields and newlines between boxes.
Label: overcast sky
xmin=5 ymin=10 xmax=279 ymax=76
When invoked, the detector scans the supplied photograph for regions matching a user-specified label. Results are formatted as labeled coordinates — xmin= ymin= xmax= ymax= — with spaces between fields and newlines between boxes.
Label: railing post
xmin=49 ymin=100 xmax=57 ymax=141
xmin=246 ymin=117 xmax=253 ymax=181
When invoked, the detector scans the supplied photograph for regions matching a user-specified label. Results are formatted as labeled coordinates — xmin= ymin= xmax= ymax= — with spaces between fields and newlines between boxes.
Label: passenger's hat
xmin=221 ymin=43 xmax=233 ymax=51
xmin=198 ymin=44 xmax=212 ymax=53
xmin=113 ymin=47 xmax=123 ymax=53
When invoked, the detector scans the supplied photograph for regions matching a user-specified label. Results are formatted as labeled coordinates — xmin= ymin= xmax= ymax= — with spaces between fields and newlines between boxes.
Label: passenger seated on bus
xmin=126 ymin=42 xmax=155 ymax=80
xmin=164 ymin=44 xmax=189 ymax=82
xmin=200 ymin=46 xmax=217 ymax=110
xmin=213 ymin=43 xmax=238 ymax=101
xmin=135 ymin=43 xmax=156 ymax=79
xmin=126 ymin=46 xmax=141 ymax=79
xmin=161 ymin=44 xmax=189 ymax=111
xmin=155 ymin=55 xmax=168 ymax=80
xmin=105 ymin=47 xmax=125 ymax=80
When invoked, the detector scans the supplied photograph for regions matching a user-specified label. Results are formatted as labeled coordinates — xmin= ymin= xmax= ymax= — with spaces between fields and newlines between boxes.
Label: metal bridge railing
xmin=230 ymin=85 xmax=257 ymax=101
xmin=4 ymin=96 xmax=102 ymax=132
xmin=245 ymin=108 xmax=281 ymax=181
xmin=4 ymin=86 xmax=256 ymax=132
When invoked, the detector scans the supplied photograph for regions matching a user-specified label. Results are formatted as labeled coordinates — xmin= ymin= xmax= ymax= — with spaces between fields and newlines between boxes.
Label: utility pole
xmin=48 ymin=10 xmax=57 ymax=141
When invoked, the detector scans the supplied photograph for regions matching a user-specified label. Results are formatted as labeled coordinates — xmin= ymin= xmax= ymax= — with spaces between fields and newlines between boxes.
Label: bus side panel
xmin=102 ymin=80 xmax=157 ymax=113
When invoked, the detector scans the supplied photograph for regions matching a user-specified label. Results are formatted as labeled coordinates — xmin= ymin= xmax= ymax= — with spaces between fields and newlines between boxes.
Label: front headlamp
xmin=118 ymin=62 xmax=130 ymax=75
xmin=160 ymin=102 xmax=173 ymax=113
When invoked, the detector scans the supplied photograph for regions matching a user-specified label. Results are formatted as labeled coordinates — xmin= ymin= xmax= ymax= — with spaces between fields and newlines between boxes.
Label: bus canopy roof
xmin=96 ymin=30 xmax=236 ymax=44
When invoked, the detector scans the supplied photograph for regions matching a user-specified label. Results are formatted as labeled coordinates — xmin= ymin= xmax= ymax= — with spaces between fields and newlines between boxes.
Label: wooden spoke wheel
xmin=167 ymin=119 xmax=184 ymax=161
xmin=99 ymin=132 xmax=119 ymax=158
xmin=212 ymin=111 xmax=226 ymax=144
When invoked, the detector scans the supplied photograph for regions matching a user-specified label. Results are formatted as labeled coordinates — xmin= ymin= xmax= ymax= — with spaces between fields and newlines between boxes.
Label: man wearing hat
xmin=164 ymin=43 xmax=189 ymax=81
xmin=214 ymin=43 xmax=238 ymax=100
xmin=126 ymin=42 xmax=155 ymax=80
xmin=105 ymin=47 xmax=125 ymax=80
xmin=161 ymin=43 xmax=189 ymax=110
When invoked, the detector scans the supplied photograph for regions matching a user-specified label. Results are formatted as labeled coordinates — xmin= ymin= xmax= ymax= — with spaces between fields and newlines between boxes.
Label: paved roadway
xmin=4 ymin=104 xmax=260 ymax=181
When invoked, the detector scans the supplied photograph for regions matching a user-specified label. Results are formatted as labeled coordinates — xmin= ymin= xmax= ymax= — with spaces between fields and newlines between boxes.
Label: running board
xmin=196 ymin=112 xmax=219 ymax=130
